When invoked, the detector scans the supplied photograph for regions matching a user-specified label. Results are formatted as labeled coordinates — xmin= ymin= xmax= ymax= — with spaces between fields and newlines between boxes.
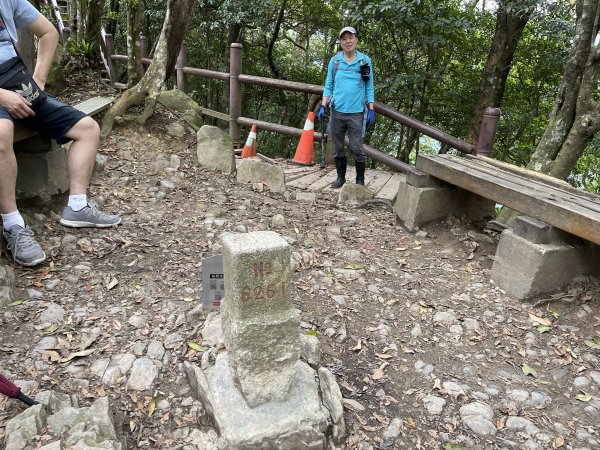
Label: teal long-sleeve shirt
xmin=323 ymin=50 xmax=374 ymax=114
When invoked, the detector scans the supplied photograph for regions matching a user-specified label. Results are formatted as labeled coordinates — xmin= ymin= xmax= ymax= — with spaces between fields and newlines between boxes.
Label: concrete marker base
xmin=185 ymin=354 xmax=330 ymax=449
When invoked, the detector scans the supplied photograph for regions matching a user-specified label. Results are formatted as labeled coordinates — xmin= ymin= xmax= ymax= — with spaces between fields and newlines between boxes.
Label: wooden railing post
xmin=104 ymin=33 xmax=116 ymax=86
xmin=140 ymin=35 xmax=148 ymax=59
xmin=475 ymin=107 xmax=501 ymax=157
xmin=176 ymin=42 xmax=188 ymax=92
xmin=229 ymin=43 xmax=243 ymax=147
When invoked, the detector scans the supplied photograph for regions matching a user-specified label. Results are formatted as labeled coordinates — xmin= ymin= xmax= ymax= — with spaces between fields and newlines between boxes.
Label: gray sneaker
xmin=60 ymin=203 xmax=122 ymax=228
xmin=3 ymin=225 xmax=47 ymax=267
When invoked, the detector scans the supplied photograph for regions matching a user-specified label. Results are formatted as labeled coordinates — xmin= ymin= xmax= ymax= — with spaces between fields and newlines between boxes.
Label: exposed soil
xmin=1 ymin=79 xmax=599 ymax=449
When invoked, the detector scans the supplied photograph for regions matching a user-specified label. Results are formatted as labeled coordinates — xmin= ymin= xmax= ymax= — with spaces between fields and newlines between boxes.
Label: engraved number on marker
xmin=241 ymin=283 xmax=286 ymax=301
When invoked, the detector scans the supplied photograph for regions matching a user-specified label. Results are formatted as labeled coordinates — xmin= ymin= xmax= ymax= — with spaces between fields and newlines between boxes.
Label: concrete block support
xmin=491 ymin=216 xmax=600 ymax=300
xmin=15 ymin=146 xmax=69 ymax=200
xmin=394 ymin=174 xmax=495 ymax=231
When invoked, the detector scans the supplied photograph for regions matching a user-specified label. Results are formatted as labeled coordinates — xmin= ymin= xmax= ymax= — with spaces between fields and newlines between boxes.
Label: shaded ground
xmin=1 ymin=82 xmax=600 ymax=449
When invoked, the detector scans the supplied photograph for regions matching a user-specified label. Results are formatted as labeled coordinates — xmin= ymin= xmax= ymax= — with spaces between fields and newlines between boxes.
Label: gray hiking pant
xmin=331 ymin=111 xmax=366 ymax=163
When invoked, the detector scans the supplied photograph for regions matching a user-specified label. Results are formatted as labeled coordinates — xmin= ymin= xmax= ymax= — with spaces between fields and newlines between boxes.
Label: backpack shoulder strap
xmin=332 ymin=52 xmax=342 ymax=85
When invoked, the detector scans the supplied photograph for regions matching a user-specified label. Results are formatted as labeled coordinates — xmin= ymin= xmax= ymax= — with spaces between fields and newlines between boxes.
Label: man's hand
xmin=0 ymin=90 xmax=35 ymax=119
xmin=366 ymin=109 xmax=375 ymax=128
xmin=317 ymin=105 xmax=326 ymax=122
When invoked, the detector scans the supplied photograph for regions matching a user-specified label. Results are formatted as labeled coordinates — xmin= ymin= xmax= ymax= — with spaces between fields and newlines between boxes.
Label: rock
xmin=201 ymin=312 xmax=224 ymax=347
xmin=147 ymin=340 xmax=166 ymax=360
xmin=182 ymin=109 xmax=203 ymax=131
xmin=164 ymin=332 xmax=183 ymax=349
xmin=318 ymin=367 xmax=345 ymax=443
xmin=6 ymin=404 xmax=48 ymax=444
xmin=296 ymin=192 xmax=317 ymax=203
xmin=380 ymin=418 xmax=402 ymax=449
xmin=527 ymin=391 xmax=551 ymax=409
xmin=423 ymin=394 xmax=446 ymax=415
xmin=342 ymin=398 xmax=366 ymax=412
xmin=185 ymin=428 xmax=218 ymax=449
xmin=459 ymin=401 xmax=494 ymax=421
xmin=443 ymin=381 xmax=468 ymax=397
xmin=158 ymin=89 xmax=203 ymax=116
xmin=271 ymin=214 xmax=287 ymax=228
xmin=126 ymin=358 xmax=158 ymax=391
xmin=236 ymin=159 xmax=286 ymax=193
xmin=338 ymin=183 xmax=374 ymax=206
xmin=128 ymin=314 xmax=147 ymax=328
xmin=410 ymin=324 xmax=422 ymax=337
xmin=462 ymin=417 xmax=497 ymax=436
xmin=196 ymin=126 xmax=236 ymax=174
xmin=433 ymin=310 xmax=457 ymax=324
xmin=300 ymin=333 xmax=321 ymax=367
xmin=47 ymin=407 xmax=84 ymax=434
xmin=505 ymin=416 xmax=534 ymax=430
xmin=0 ymin=285 xmax=12 ymax=306
xmin=167 ymin=122 xmax=186 ymax=138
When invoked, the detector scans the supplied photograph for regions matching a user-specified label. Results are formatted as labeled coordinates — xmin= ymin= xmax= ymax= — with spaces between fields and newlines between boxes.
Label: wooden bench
xmin=398 ymin=153 xmax=600 ymax=299
xmin=14 ymin=96 xmax=114 ymax=199
xmin=415 ymin=154 xmax=600 ymax=246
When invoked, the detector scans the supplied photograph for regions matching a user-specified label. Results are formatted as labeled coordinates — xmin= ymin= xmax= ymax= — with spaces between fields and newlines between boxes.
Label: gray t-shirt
xmin=0 ymin=0 xmax=40 ymax=64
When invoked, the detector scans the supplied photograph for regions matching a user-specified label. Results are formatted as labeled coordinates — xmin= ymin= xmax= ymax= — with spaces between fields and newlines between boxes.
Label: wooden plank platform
xmin=240 ymin=159 xmax=403 ymax=200
xmin=416 ymin=154 xmax=600 ymax=245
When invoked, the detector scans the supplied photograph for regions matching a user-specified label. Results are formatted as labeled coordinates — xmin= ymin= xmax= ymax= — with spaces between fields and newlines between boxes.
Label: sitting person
xmin=0 ymin=0 xmax=121 ymax=267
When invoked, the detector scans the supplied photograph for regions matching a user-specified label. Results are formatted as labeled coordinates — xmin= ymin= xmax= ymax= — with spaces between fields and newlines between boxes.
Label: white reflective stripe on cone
xmin=248 ymin=132 xmax=257 ymax=139
xmin=303 ymin=120 xmax=314 ymax=131
xmin=245 ymin=136 xmax=253 ymax=146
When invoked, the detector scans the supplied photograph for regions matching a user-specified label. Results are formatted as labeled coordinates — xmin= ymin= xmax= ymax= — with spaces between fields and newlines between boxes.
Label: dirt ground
xmin=1 ymin=80 xmax=599 ymax=449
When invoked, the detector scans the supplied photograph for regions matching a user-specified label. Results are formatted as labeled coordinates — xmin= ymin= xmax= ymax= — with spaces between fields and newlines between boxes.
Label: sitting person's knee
xmin=75 ymin=117 xmax=100 ymax=139
xmin=0 ymin=120 xmax=14 ymax=153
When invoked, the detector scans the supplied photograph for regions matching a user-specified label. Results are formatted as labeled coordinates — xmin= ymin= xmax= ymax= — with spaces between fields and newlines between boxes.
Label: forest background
xmin=46 ymin=0 xmax=600 ymax=193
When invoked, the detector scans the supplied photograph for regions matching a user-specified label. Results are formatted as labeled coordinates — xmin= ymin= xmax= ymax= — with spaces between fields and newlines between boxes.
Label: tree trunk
xmin=465 ymin=0 xmax=533 ymax=144
xmin=527 ymin=0 xmax=600 ymax=179
xmin=126 ymin=0 xmax=143 ymax=87
xmin=497 ymin=0 xmax=599 ymax=224
xmin=101 ymin=0 xmax=197 ymax=136
xmin=83 ymin=0 xmax=103 ymax=60
xmin=267 ymin=0 xmax=287 ymax=80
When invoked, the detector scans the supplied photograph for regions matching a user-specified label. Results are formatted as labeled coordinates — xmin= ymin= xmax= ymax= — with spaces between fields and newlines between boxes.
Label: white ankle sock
xmin=1 ymin=210 xmax=25 ymax=230
xmin=68 ymin=195 xmax=88 ymax=211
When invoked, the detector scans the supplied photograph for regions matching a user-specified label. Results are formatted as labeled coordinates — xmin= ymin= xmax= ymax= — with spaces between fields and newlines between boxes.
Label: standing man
xmin=0 ymin=0 xmax=121 ymax=267
xmin=318 ymin=26 xmax=375 ymax=188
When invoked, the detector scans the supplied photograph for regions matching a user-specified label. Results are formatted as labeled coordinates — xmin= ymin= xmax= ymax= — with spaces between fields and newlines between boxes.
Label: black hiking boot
xmin=355 ymin=161 xmax=366 ymax=186
xmin=331 ymin=157 xmax=347 ymax=189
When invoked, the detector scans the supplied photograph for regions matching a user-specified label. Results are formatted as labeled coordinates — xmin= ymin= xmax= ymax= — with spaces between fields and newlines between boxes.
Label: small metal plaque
xmin=202 ymin=255 xmax=224 ymax=309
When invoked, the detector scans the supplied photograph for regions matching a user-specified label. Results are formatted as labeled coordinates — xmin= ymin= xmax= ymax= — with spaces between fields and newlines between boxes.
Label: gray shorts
xmin=331 ymin=111 xmax=366 ymax=163
xmin=0 ymin=95 xmax=87 ymax=144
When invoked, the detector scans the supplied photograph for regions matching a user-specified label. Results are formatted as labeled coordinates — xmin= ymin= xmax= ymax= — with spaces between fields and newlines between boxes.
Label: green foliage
xmin=104 ymin=0 xmax=596 ymax=191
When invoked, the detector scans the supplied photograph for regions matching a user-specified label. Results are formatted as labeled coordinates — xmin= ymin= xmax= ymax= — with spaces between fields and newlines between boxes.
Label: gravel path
xmin=1 ymin=117 xmax=599 ymax=449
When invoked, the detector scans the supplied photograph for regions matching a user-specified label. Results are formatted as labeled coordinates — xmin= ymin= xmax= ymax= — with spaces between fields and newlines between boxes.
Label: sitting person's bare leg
xmin=59 ymin=117 xmax=121 ymax=228
xmin=0 ymin=119 xmax=46 ymax=266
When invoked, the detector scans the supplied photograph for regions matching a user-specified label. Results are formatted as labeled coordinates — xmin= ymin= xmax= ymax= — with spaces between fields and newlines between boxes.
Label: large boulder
xmin=196 ymin=126 xmax=236 ymax=174
xmin=158 ymin=90 xmax=204 ymax=130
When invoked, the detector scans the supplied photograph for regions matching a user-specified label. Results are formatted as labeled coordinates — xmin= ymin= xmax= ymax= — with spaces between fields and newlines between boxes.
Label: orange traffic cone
xmin=241 ymin=125 xmax=257 ymax=158
xmin=292 ymin=112 xmax=315 ymax=165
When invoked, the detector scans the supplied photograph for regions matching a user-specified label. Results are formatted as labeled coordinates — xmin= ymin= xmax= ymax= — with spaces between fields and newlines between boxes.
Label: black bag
xmin=0 ymin=57 xmax=47 ymax=108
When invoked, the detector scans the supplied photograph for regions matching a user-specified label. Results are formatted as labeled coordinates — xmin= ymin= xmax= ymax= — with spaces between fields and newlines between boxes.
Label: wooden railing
xmin=41 ymin=0 xmax=69 ymax=41
xmin=102 ymin=36 xmax=500 ymax=175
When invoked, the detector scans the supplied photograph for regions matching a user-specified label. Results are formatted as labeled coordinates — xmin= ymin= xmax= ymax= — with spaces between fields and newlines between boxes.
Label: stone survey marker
xmin=221 ymin=231 xmax=301 ymax=406
xmin=186 ymin=231 xmax=343 ymax=448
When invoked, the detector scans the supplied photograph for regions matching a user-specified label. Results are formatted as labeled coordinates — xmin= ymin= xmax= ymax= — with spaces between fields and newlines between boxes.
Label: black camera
xmin=359 ymin=63 xmax=370 ymax=81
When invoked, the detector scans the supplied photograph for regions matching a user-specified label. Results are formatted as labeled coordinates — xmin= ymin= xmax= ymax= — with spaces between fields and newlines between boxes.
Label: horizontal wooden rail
xmin=238 ymin=116 xmax=420 ymax=175
xmin=376 ymin=104 xmax=475 ymax=154
xmin=103 ymin=40 xmax=492 ymax=175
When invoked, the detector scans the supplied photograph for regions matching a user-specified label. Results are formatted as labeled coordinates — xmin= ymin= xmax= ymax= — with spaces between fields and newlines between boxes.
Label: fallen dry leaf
xmin=529 ymin=313 xmax=551 ymax=326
